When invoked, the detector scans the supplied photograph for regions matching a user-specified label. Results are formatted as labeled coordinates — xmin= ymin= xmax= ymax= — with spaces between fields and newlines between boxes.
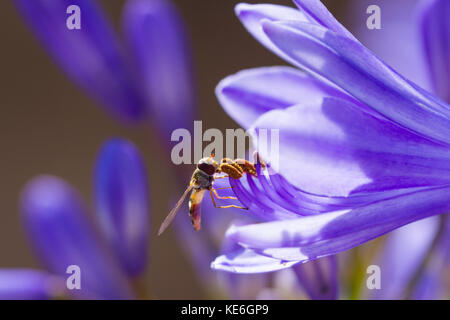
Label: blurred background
xmin=0 ymin=0 xmax=394 ymax=298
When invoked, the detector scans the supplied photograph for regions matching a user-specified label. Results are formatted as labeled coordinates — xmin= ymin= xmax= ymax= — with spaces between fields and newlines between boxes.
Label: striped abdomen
xmin=188 ymin=188 xmax=206 ymax=231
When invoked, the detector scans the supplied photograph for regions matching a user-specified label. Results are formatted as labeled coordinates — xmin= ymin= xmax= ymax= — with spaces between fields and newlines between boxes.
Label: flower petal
xmin=419 ymin=0 xmax=450 ymax=102
xmin=250 ymin=98 xmax=450 ymax=197
xmin=94 ymin=139 xmax=150 ymax=277
xmin=0 ymin=269 xmax=63 ymax=300
xmin=234 ymin=1 xmax=356 ymax=63
xmin=122 ymin=0 xmax=195 ymax=137
xmin=21 ymin=175 xmax=133 ymax=299
xmin=224 ymin=185 xmax=450 ymax=262
xmin=293 ymin=255 xmax=339 ymax=299
xmin=348 ymin=0 xmax=432 ymax=93
xmin=261 ymin=19 xmax=450 ymax=146
xmin=216 ymin=66 xmax=355 ymax=129
xmin=235 ymin=2 xmax=309 ymax=63
xmin=14 ymin=0 xmax=144 ymax=123
xmin=211 ymin=246 xmax=298 ymax=273
xmin=292 ymin=0 xmax=357 ymax=40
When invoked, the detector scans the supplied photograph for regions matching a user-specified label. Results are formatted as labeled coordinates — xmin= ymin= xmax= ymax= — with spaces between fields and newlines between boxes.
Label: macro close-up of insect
xmin=158 ymin=154 xmax=259 ymax=235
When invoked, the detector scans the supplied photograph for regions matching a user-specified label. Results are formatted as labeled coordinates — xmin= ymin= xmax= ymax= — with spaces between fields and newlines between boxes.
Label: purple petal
xmin=231 ymin=162 xmax=425 ymax=218
xmin=348 ymin=0 xmax=432 ymax=92
xmin=224 ymin=185 xmax=450 ymax=262
xmin=212 ymin=220 xmax=298 ymax=274
xmin=211 ymin=246 xmax=298 ymax=273
xmin=293 ymin=255 xmax=339 ymax=299
xmin=261 ymin=20 xmax=450 ymax=146
xmin=234 ymin=1 xmax=356 ymax=63
xmin=0 ymin=269 xmax=63 ymax=300
xmin=122 ymin=0 xmax=195 ymax=137
xmin=21 ymin=175 xmax=133 ymax=299
xmin=235 ymin=3 xmax=309 ymax=63
xmin=419 ymin=0 xmax=450 ymax=102
xmin=369 ymin=216 xmax=439 ymax=299
xmin=292 ymin=0 xmax=357 ymax=40
xmin=14 ymin=0 xmax=144 ymax=123
xmin=94 ymin=139 xmax=150 ymax=277
xmin=216 ymin=66 xmax=355 ymax=129
xmin=250 ymin=98 xmax=450 ymax=197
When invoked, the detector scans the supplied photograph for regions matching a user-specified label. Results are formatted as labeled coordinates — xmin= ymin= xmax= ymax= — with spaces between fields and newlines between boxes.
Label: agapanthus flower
xmin=0 ymin=138 xmax=150 ymax=299
xmin=212 ymin=0 xmax=450 ymax=280
xmin=14 ymin=0 xmax=194 ymax=137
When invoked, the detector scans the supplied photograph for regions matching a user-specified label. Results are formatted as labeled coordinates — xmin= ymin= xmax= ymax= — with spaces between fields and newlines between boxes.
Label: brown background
xmin=0 ymin=0 xmax=357 ymax=299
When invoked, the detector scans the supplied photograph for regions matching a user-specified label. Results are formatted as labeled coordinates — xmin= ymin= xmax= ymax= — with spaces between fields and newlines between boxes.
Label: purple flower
xmin=14 ymin=0 xmax=195 ymax=136
xmin=420 ymin=0 xmax=450 ymax=102
xmin=94 ymin=139 xmax=150 ymax=277
xmin=212 ymin=0 xmax=450 ymax=278
xmin=1 ymin=138 xmax=149 ymax=299
xmin=122 ymin=0 xmax=195 ymax=135
xmin=0 ymin=270 xmax=63 ymax=300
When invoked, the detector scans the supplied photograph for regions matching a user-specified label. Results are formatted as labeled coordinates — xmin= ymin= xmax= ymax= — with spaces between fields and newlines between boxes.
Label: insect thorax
xmin=191 ymin=169 xmax=213 ymax=189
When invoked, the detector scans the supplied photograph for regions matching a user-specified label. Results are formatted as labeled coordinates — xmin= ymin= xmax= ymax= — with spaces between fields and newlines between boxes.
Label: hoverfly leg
xmin=215 ymin=204 xmax=248 ymax=210
xmin=214 ymin=186 xmax=235 ymax=190
xmin=209 ymin=190 xmax=248 ymax=210
xmin=212 ymin=188 xmax=237 ymax=200
xmin=213 ymin=175 xmax=229 ymax=180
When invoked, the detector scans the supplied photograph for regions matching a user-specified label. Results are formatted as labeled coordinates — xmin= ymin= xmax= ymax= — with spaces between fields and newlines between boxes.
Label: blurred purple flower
xmin=14 ymin=0 xmax=195 ymax=135
xmin=1 ymin=138 xmax=150 ymax=299
xmin=213 ymin=0 xmax=450 ymax=279
xmin=123 ymin=0 xmax=195 ymax=135
xmin=95 ymin=139 xmax=150 ymax=277
xmin=0 ymin=270 xmax=63 ymax=300
xmin=292 ymin=255 xmax=338 ymax=300
xmin=420 ymin=0 xmax=450 ymax=102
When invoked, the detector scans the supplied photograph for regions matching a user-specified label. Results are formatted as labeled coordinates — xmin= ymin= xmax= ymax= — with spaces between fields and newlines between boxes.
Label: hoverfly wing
xmin=158 ymin=185 xmax=193 ymax=236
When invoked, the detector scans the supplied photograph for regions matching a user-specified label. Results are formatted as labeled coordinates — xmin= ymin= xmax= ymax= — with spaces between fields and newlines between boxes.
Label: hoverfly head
xmin=197 ymin=156 xmax=218 ymax=176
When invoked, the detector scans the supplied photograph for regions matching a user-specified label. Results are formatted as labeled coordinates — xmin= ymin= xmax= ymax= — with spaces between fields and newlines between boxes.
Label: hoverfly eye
xmin=197 ymin=163 xmax=216 ymax=176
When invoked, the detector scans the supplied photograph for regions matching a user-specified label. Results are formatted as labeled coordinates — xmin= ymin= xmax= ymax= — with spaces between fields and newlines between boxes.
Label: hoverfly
xmin=158 ymin=154 xmax=258 ymax=235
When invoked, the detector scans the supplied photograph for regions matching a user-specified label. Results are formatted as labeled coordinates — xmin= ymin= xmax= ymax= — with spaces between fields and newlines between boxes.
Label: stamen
xmin=245 ymin=173 xmax=276 ymax=211
xmin=255 ymin=163 xmax=309 ymax=215
xmin=228 ymin=178 xmax=266 ymax=221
